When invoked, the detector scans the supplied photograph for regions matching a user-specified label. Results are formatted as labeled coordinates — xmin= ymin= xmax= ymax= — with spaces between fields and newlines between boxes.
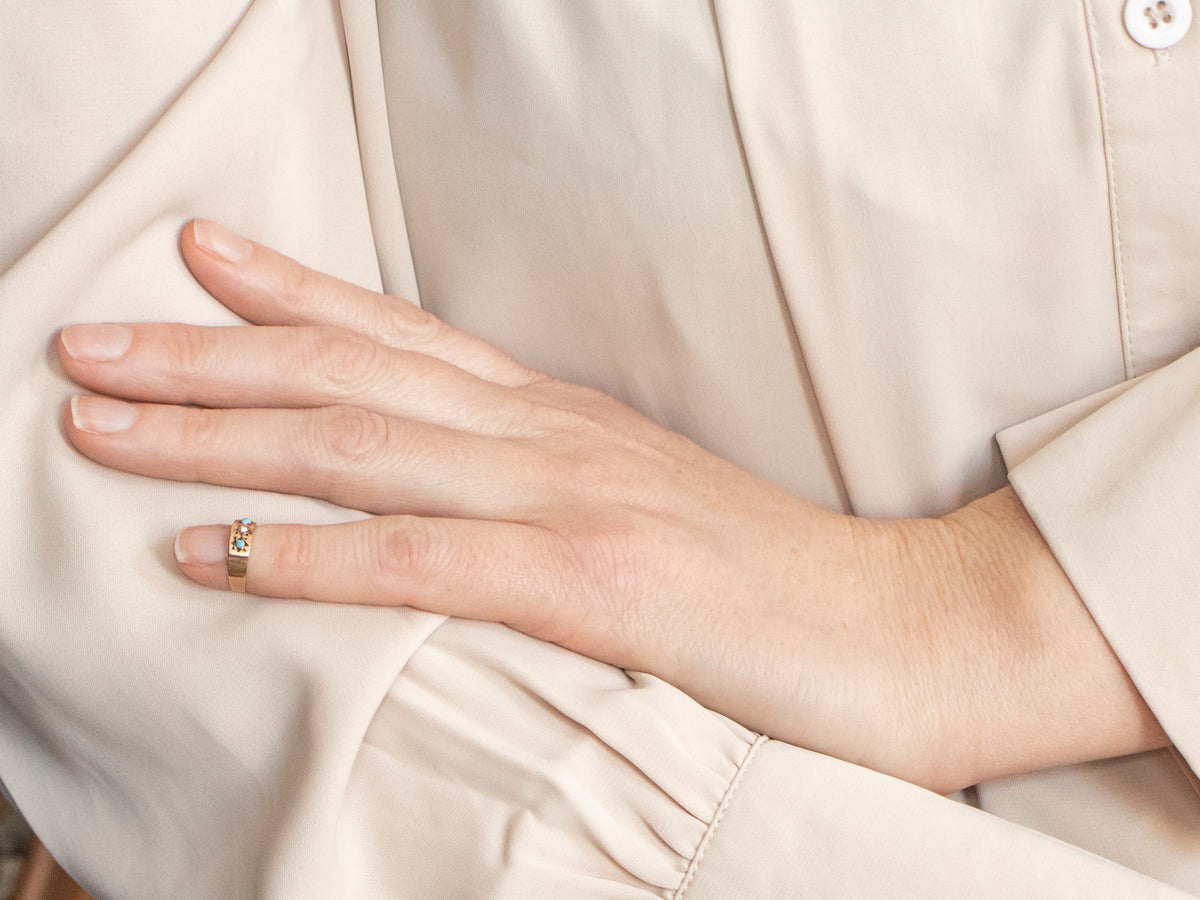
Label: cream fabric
xmin=2 ymin=0 xmax=1199 ymax=896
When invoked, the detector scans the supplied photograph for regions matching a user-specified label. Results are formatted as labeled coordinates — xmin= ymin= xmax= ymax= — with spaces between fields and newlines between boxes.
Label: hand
xmin=57 ymin=220 xmax=1166 ymax=792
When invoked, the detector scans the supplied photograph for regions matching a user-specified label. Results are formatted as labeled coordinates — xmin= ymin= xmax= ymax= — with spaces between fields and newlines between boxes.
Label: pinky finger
xmin=172 ymin=517 xmax=571 ymax=638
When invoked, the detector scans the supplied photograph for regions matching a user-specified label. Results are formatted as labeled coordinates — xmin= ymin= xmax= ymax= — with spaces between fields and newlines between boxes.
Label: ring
xmin=226 ymin=518 xmax=256 ymax=593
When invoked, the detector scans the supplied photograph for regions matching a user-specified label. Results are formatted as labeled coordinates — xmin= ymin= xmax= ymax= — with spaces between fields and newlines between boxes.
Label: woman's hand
xmin=56 ymin=220 xmax=1166 ymax=792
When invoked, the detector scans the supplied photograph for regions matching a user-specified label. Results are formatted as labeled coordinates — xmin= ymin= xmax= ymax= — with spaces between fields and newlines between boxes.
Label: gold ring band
xmin=226 ymin=518 xmax=256 ymax=593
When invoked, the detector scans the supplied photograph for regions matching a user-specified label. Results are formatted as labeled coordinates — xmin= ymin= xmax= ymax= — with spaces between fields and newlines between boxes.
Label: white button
xmin=1125 ymin=0 xmax=1192 ymax=49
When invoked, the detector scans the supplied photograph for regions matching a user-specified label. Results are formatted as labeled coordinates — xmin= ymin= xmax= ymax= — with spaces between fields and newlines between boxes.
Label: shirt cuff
xmin=998 ymin=348 xmax=1200 ymax=775
xmin=681 ymin=739 xmax=1186 ymax=897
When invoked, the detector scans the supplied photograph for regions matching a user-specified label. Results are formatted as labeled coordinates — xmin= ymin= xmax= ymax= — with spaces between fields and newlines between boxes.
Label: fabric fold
xmin=0 ymin=1 xmax=443 ymax=896
xmin=336 ymin=620 xmax=757 ymax=898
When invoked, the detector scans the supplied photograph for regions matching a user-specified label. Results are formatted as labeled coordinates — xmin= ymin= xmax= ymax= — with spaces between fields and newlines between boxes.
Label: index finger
xmin=180 ymin=219 xmax=543 ymax=388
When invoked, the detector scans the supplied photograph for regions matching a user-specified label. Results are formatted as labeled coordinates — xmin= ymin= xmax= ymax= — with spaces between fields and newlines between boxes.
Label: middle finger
xmin=64 ymin=397 xmax=549 ymax=520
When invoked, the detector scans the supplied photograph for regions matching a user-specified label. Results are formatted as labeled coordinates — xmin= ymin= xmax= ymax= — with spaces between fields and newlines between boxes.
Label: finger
xmin=181 ymin=219 xmax=541 ymax=387
xmin=64 ymin=396 xmax=551 ymax=520
xmin=58 ymin=322 xmax=540 ymax=437
xmin=172 ymin=518 xmax=575 ymax=644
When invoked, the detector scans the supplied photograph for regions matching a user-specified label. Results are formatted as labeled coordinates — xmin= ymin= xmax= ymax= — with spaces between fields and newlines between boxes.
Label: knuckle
xmin=371 ymin=517 xmax=440 ymax=589
xmin=281 ymin=261 xmax=353 ymax=323
xmin=314 ymin=405 xmax=391 ymax=466
xmin=177 ymin=407 xmax=224 ymax=451
xmin=311 ymin=328 xmax=383 ymax=396
xmin=271 ymin=528 xmax=317 ymax=585
xmin=280 ymin=256 xmax=318 ymax=304
xmin=545 ymin=446 xmax=597 ymax=487
xmin=164 ymin=324 xmax=215 ymax=375
xmin=556 ymin=405 xmax=610 ymax=440
xmin=551 ymin=528 xmax=649 ymax=641
xmin=523 ymin=383 xmax=612 ymax=435
xmin=383 ymin=301 xmax=442 ymax=349
xmin=542 ymin=440 xmax=648 ymax=510
xmin=546 ymin=436 xmax=622 ymax=489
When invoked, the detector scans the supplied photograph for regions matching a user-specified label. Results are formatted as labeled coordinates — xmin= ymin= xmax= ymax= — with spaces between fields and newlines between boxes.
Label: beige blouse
xmin=2 ymin=0 xmax=1198 ymax=895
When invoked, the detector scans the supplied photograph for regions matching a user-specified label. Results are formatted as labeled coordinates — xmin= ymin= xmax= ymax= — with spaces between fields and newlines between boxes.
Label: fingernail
xmin=192 ymin=219 xmax=251 ymax=264
xmin=70 ymin=395 xmax=138 ymax=434
xmin=60 ymin=324 xmax=131 ymax=362
xmin=174 ymin=526 xmax=231 ymax=566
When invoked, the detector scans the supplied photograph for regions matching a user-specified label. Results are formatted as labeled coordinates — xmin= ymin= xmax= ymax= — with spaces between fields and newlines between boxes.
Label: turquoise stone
xmin=234 ymin=539 xmax=246 ymax=550
xmin=240 ymin=518 xmax=252 ymax=525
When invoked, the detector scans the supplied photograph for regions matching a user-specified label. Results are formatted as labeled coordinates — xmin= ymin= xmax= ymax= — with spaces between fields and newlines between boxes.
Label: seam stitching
xmin=672 ymin=734 xmax=768 ymax=899
xmin=1082 ymin=0 xmax=1136 ymax=378
xmin=1167 ymin=746 xmax=1200 ymax=802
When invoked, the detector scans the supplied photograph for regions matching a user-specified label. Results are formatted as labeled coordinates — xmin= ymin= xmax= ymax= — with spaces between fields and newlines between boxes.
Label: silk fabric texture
xmin=2 ymin=1 xmax=1199 ymax=896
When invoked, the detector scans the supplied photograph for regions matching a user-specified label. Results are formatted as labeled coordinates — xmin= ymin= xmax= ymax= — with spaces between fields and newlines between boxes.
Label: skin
xmin=57 ymin=220 xmax=1167 ymax=793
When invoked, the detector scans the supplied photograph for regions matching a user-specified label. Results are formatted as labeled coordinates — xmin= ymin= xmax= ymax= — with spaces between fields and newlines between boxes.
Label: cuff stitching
xmin=671 ymin=734 xmax=768 ymax=899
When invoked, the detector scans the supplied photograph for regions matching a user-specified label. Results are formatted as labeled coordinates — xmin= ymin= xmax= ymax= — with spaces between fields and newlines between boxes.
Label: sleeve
xmin=998 ymin=351 xmax=1200 ymax=775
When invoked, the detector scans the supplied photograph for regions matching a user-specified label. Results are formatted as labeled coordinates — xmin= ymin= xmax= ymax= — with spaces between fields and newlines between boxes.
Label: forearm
xmin=934 ymin=486 xmax=1167 ymax=787
xmin=783 ymin=486 xmax=1169 ymax=794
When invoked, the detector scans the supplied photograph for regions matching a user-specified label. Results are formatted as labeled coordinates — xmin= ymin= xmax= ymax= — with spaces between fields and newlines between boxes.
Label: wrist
xmin=838 ymin=511 xmax=982 ymax=791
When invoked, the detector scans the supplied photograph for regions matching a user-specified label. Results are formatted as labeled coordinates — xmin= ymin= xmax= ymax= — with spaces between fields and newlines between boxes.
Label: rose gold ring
xmin=226 ymin=518 xmax=256 ymax=593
